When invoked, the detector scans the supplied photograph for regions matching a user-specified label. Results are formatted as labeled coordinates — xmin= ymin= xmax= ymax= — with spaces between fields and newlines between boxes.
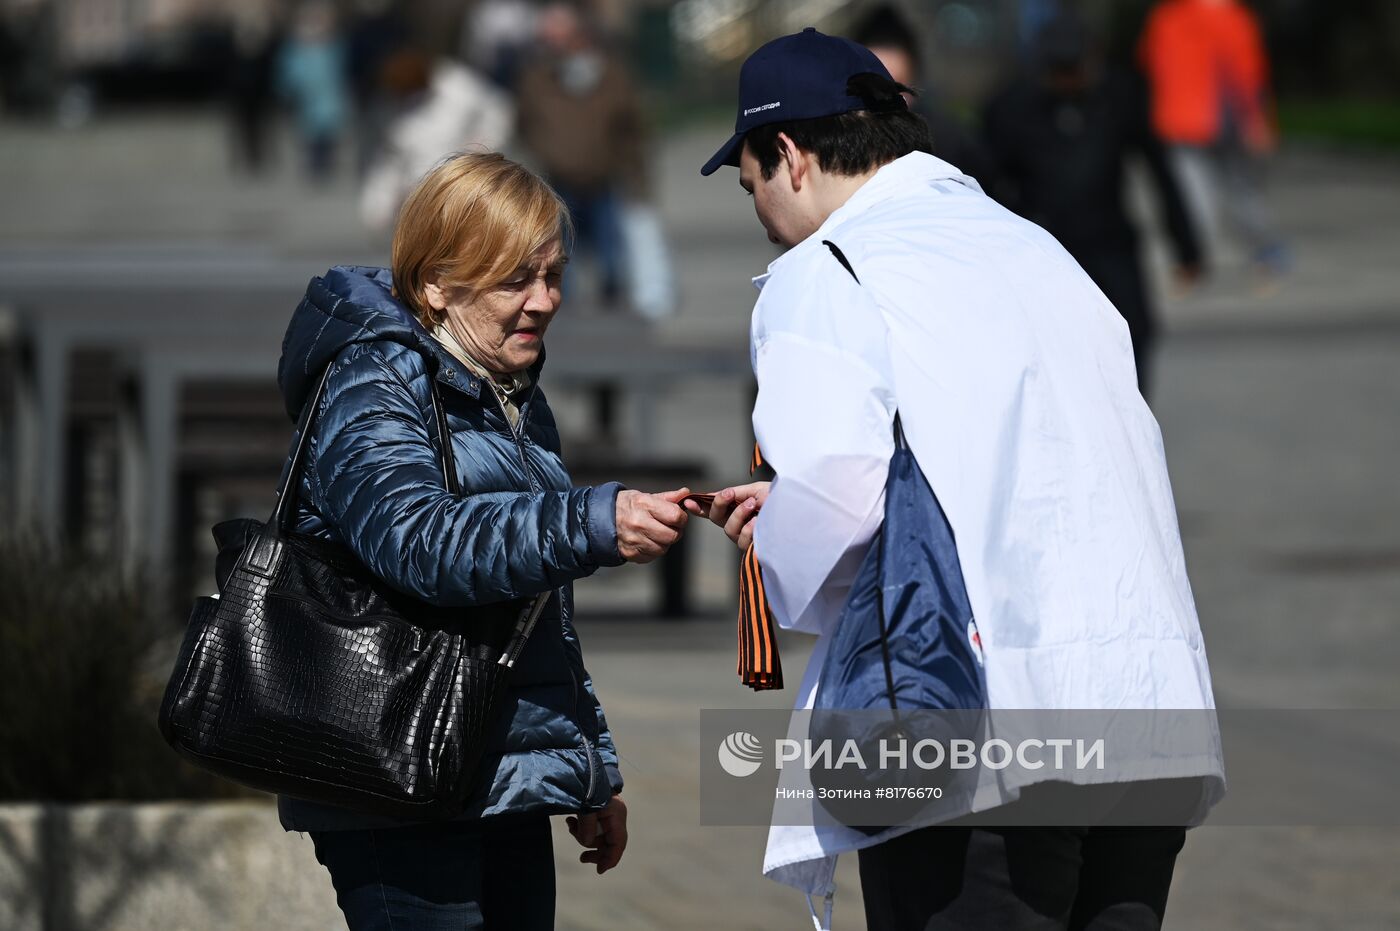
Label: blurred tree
xmin=0 ymin=536 xmax=249 ymax=801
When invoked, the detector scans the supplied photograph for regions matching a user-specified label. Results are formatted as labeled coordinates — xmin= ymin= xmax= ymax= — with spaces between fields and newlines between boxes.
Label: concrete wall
xmin=0 ymin=801 xmax=342 ymax=931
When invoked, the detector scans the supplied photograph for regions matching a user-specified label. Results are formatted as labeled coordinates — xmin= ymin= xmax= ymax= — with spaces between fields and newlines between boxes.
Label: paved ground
xmin=5 ymin=113 xmax=1400 ymax=928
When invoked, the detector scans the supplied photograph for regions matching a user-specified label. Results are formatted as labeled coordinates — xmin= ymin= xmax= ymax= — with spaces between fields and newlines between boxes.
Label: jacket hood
xmin=278 ymin=266 xmax=438 ymax=421
xmin=277 ymin=265 xmax=545 ymax=421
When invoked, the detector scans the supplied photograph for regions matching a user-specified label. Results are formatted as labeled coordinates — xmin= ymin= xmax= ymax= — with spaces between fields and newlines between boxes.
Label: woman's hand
xmin=615 ymin=489 xmax=690 ymax=564
xmin=566 ymin=795 xmax=628 ymax=875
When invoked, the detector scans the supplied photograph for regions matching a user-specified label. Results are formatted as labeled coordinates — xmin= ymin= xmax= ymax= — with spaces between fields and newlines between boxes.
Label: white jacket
xmin=359 ymin=61 xmax=514 ymax=231
xmin=747 ymin=153 xmax=1224 ymax=910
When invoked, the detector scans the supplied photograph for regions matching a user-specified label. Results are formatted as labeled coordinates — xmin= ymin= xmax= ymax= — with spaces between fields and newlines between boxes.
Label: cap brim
xmin=700 ymin=132 xmax=744 ymax=176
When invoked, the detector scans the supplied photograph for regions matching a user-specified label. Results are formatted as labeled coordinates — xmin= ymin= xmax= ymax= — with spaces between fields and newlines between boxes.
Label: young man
xmin=691 ymin=28 xmax=1223 ymax=930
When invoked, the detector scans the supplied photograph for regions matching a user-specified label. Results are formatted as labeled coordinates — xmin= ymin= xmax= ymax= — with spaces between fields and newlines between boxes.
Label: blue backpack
xmin=810 ymin=241 xmax=987 ymax=830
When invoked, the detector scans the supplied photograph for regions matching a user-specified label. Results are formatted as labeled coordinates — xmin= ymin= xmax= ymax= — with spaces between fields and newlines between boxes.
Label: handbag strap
xmin=272 ymin=361 xmax=461 ymax=536
xmin=428 ymin=372 xmax=462 ymax=496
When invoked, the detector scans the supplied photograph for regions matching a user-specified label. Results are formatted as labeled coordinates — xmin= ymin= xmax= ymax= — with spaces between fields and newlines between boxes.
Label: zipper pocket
xmin=264 ymin=590 xmax=428 ymax=650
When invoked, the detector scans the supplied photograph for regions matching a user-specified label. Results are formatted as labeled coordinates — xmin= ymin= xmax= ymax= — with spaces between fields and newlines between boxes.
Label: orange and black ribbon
xmin=738 ymin=443 xmax=783 ymax=691
xmin=749 ymin=441 xmax=765 ymax=477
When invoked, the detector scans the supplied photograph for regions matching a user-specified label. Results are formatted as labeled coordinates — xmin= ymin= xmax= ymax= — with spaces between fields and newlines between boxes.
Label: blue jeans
xmin=310 ymin=816 xmax=555 ymax=930
xmin=554 ymin=183 xmax=623 ymax=305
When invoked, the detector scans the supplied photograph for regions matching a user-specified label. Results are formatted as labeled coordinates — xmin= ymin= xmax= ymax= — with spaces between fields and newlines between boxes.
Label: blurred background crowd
xmin=2 ymin=2 xmax=1399 ymax=929
xmin=4 ymin=0 xmax=1398 ymax=582
xmin=1 ymin=0 xmax=1396 ymax=300
xmin=1 ymin=0 xmax=1396 ymax=319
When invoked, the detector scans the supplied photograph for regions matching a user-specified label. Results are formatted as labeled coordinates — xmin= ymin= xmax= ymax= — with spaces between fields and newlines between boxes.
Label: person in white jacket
xmin=359 ymin=52 xmax=514 ymax=232
xmin=690 ymin=28 xmax=1224 ymax=931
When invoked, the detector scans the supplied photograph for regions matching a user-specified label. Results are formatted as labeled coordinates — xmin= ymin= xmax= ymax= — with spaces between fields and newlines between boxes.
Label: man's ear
xmin=776 ymin=131 xmax=807 ymax=192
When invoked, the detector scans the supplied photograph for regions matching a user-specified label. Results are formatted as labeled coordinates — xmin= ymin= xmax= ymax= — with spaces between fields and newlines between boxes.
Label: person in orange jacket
xmin=1139 ymin=0 xmax=1289 ymax=276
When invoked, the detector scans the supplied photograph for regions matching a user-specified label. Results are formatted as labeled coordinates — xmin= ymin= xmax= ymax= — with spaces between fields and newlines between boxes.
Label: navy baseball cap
xmin=700 ymin=27 xmax=896 ymax=176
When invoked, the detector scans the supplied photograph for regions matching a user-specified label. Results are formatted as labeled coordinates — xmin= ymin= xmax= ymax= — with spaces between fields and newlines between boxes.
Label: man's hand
xmin=683 ymin=481 xmax=770 ymax=552
xmin=616 ymin=489 xmax=690 ymax=564
xmin=566 ymin=795 xmax=628 ymax=875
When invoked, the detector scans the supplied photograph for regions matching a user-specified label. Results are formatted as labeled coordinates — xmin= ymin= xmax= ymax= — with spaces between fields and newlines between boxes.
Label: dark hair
xmin=851 ymin=3 xmax=921 ymax=71
xmin=745 ymin=73 xmax=932 ymax=181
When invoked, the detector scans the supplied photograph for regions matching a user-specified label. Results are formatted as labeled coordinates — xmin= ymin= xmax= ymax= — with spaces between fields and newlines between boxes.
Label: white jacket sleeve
xmin=750 ymin=256 xmax=896 ymax=635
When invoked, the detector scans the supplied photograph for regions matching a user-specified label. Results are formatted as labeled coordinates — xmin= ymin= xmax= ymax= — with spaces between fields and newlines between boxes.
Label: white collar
xmin=751 ymin=152 xmax=973 ymax=291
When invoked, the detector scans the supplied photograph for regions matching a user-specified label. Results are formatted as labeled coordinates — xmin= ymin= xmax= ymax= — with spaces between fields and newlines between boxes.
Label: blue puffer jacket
xmin=275 ymin=266 xmax=625 ymax=832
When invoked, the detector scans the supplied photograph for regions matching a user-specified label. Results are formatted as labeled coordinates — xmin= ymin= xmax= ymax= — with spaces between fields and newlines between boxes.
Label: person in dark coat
xmin=344 ymin=0 xmax=409 ymax=175
xmin=849 ymin=4 xmax=998 ymax=191
xmin=227 ymin=10 xmax=281 ymax=175
xmin=982 ymin=13 xmax=1202 ymax=397
xmin=277 ymin=152 xmax=691 ymax=929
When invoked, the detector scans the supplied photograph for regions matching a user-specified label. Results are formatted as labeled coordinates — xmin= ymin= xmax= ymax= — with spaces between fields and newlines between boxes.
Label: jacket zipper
xmin=477 ymin=375 xmax=599 ymax=803
xmin=493 ymin=379 xmax=540 ymax=490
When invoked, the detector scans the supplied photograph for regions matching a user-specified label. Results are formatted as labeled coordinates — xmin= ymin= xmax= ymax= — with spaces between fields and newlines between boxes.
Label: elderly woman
xmin=275 ymin=152 xmax=688 ymax=929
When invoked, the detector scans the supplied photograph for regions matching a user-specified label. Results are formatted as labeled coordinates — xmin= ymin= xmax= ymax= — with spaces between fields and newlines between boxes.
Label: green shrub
xmin=1278 ymin=99 xmax=1400 ymax=150
xmin=0 ymin=536 xmax=252 ymax=801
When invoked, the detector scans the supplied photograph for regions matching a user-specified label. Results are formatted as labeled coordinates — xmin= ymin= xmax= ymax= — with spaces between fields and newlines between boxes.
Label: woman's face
xmin=426 ymin=241 xmax=566 ymax=375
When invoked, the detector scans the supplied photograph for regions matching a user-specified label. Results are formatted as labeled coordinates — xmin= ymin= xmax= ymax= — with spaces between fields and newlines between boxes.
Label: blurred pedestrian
xmin=849 ymin=4 xmax=998 ymax=190
xmin=1139 ymin=0 xmax=1289 ymax=277
xmin=0 ymin=0 xmax=56 ymax=115
xmin=463 ymin=0 xmax=538 ymax=91
xmin=277 ymin=1 xmax=349 ymax=182
xmin=345 ymin=0 xmax=409 ymax=176
xmin=359 ymin=50 xmax=514 ymax=231
xmin=1019 ymin=0 xmax=1065 ymax=53
xmin=227 ymin=8 xmax=281 ymax=176
xmin=516 ymin=2 xmax=646 ymax=308
xmin=982 ymin=13 xmax=1202 ymax=397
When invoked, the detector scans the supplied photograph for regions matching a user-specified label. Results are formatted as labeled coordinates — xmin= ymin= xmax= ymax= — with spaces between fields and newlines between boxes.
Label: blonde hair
xmin=391 ymin=152 xmax=571 ymax=328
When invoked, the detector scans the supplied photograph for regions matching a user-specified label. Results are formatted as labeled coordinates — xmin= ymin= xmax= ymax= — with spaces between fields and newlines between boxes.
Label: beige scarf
xmin=430 ymin=323 xmax=532 ymax=430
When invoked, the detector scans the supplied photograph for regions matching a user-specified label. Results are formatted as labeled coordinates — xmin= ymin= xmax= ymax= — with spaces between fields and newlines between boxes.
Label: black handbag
xmin=158 ymin=364 xmax=547 ymax=820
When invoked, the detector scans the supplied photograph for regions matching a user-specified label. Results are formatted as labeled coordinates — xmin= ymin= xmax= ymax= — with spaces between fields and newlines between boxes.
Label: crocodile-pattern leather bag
xmin=159 ymin=364 xmax=538 ymax=820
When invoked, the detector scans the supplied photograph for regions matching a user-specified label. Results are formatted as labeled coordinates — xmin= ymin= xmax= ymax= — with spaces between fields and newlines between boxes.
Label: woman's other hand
xmin=682 ymin=481 xmax=770 ymax=552
xmin=615 ymin=489 xmax=690 ymax=564
xmin=566 ymin=795 xmax=628 ymax=874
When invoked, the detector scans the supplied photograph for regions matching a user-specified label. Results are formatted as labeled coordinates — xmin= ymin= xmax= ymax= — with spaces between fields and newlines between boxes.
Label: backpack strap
xmin=822 ymin=239 xmax=860 ymax=284
xmin=822 ymin=238 xmax=905 ymax=445
xmin=823 ymin=236 xmax=902 ymax=712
